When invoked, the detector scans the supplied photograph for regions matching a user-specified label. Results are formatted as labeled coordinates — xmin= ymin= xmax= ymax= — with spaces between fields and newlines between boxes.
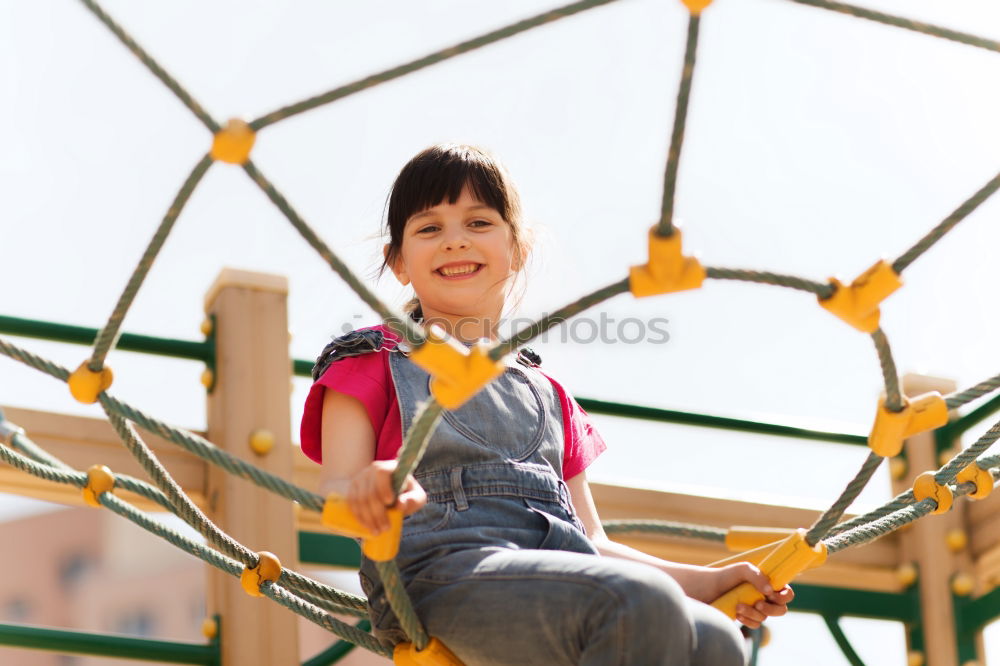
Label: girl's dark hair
xmin=378 ymin=143 xmax=530 ymax=321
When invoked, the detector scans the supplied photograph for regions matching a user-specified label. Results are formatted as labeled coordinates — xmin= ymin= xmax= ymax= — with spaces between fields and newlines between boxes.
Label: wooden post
xmin=895 ymin=373 xmax=964 ymax=666
xmin=203 ymin=268 xmax=299 ymax=665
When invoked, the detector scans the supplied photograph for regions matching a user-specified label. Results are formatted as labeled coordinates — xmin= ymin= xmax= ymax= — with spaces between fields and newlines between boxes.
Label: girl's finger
xmin=351 ymin=481 xmax=375 ymax=534
xmin=367 ymin=488 xmax=389 ymax=534
xmin=756 ymin=600 xmax=788 ymax=618
xmin=768 ymin=585 xmax=794 ymax=604
xmin=398 ymin=487 xmax=427 ymax=515
xmin=360 ymin=476 xmax=386 ymax=535
xmin=399 ymin=478 xmax=427 ymax=513
xmin=375 ymin=469 xmax=396 ymax=507
xmin=735 ymin=604 xmax=763 ymax=629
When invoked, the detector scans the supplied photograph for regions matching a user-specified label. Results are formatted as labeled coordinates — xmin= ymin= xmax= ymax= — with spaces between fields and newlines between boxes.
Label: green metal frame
xmin=299 ymin=531 xmax=361 ymax=568
xmin=302 ymin=621 xmax=370 ymax=666
xmin=0 ymin=622 xmax=220 ymax=664
xmin=0 ymin=315 xmax=213 ymax=363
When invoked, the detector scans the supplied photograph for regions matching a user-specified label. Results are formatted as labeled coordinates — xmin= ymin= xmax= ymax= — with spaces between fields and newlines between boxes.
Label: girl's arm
xmin=318 ymin=389 xmax=426 ymax=535
xmin=566 ymin=471 xmax=793 ymax=628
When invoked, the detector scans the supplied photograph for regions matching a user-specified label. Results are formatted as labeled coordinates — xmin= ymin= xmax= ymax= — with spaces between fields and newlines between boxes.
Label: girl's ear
xmin=384 ymin=243 xmax=410 ymax=286
xmin=510 ymin=235 xmax=531 ymax=272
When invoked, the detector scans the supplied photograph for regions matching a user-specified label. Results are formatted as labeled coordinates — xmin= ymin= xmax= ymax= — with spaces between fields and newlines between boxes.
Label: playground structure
xmin=4 ymin=0 xmax=1000 ymax=664
xmin=4 ymin=274 xmax=1000 ymax=666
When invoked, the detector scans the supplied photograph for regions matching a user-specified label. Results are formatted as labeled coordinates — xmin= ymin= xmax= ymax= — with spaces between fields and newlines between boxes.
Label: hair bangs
xmin=390 ymin=146 xmax=512 ymax=225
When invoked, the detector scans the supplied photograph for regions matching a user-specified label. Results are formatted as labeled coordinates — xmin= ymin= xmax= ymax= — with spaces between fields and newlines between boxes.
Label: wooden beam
xmin=0 ymin=405 xmax=207 ymax=509
xmin=203 ymin=268 xmax=299 ymax=665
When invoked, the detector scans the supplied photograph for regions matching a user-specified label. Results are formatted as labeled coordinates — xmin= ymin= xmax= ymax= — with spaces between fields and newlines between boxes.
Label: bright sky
xmin=3 ymin=1 xmax=1000 ymax=663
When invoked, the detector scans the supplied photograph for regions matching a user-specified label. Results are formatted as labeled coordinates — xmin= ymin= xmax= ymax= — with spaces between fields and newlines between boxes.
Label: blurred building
xmin=0 ymin=505 xmax=386 ymax=665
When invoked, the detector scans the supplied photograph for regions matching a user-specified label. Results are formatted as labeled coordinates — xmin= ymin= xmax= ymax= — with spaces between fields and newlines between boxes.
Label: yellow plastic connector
xmin=200 ymin=318 xmax=214 ymax=337
xmin=628 ymin=226 xmax=705 ymax=298
xmin=68 ymin=361 xmax=114 ymax=404
xmin=952 ymin=572 xmax=975 ymax=596
xmin=725 ymin=526 xmax=796 ymax=552
xmin=712 ymin=529 xmax=826 ymax=619
xmin=896 ymin=563 xmax=917 ymax=587
xmin=912 ymin=471 xmax=953 ymax=515
xmin=868 ymin=392 xmax=948 ymax=458
xmin=394 ymin=637 xmax=464 ymax=666
xmin=240 ymin=551 xmax=282 ymax=598
xmin=210 ymin=118 xmax=256 ymax=164
xmin=818 ymin=259 xmax=902 ymax=333
xmin=409 ymin=325 xmax=504 ymax=410
xmin=946 ymin=528 xmax=968 ymax=553
xmin=82 ymin=464 xmax=115 ymax=507
xmin=322 ymin=494 xmax=403 ymax=562
xmin=908 ymin=651 xmax=925 ymax=666
xmin=201 ymin=617 xmax=218 ymax=640
xmin=200 ymin=369 xmax=215 ymax=390
xmin=957 ymin=462 xmax=993 ymax=500
xmin=248 ymin=429 xmax=275 ymax=456
xmin=680 ymin=0 xmax=713 ymax=14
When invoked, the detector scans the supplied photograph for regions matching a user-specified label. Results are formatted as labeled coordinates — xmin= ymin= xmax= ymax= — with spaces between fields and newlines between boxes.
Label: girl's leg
xmin=402 ymin=548 xmax=745 ymax=666
xmin=687 ymin=597 xmax=748 ymax=666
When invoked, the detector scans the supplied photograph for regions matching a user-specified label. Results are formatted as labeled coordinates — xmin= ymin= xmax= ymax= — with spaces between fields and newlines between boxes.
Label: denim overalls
xmin=319 ymin=329 xmax=746 ymax=666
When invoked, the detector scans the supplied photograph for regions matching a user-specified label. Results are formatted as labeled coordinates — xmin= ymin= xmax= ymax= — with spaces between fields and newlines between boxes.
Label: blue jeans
xmin=361 ymin=492 xmax=746 ymax=666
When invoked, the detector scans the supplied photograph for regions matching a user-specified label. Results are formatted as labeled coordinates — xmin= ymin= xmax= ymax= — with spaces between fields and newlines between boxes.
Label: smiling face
xmin=380 ymin=144 xmax=530 ymax=341
xmin=387 ymin=186 xmax=520 ymax=339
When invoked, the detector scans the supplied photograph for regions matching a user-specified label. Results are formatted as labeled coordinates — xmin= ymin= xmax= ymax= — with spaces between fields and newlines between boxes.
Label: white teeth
xmin=439 ymin=264 xmax=480 ymax=276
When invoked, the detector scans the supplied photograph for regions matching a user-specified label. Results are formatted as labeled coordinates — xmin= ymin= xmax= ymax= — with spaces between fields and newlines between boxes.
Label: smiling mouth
xmin=437 ymin=263 xmax=483 ymax=277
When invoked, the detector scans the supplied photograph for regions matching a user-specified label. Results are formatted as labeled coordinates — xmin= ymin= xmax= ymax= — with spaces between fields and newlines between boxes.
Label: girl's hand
xmin=712 ymin=563 xmax=794 ymax=628
xmin=347 ymin=460 xmax=426 ymax=536
xmin=681 ymin=563 xmax=793 ymax=628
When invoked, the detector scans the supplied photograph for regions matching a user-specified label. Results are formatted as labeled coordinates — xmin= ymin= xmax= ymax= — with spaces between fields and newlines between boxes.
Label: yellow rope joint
xmin=68 ymin=361 xmax=114 ymax=404
xmin=711 ymin=529 xmax=827 ymax=619
xmin=628 ymin=226 xmax=705 ymax=298
xmin=394 ymin=637 xmax=464 ymax=666
xmin=408 ymin=324 xmax=505 ymax=410
xmin=957 ymin=463 xmax=993 ymax=500
xmin=724 ymin=526 xmax=796 ymax=552
xmin=867 ymin=392 xmax=948 ymax=457
xmin=322 ymin=494 xmax=403 ymax=562
xmin=818 ymin=259 xmax=902 ymax=333
xmin=912 ymin=472 xmax=953 ymax=514
xmin=82 ymin=464 xmax=115 ymax=507
xmin=210 ymin=118 xmax=256 ymax=165
xmin=240 ymin=551 xmax=282 ymax=598
xmin=680 ymin=0 xmax=713 ymax=14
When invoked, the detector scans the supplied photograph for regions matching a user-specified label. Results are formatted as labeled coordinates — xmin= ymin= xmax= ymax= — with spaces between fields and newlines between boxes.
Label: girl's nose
xmin=442 ymin=234 xmax=470 ymax=251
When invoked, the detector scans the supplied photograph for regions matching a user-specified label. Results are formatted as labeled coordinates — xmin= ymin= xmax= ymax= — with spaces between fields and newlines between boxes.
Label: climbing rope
xmin=4 ymin=0 xmax=1000 ymax=660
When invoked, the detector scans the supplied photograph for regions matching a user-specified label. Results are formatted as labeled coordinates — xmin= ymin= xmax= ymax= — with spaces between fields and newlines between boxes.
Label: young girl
xmin=300 ymin=143 xmax=793 ymax=665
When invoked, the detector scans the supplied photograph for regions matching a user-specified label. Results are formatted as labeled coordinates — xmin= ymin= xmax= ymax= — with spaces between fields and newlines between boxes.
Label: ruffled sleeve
xmin=541 ymin=372 xmax=607 ymax=480
xmin=300 ymin=328 xmax=395 ymax=464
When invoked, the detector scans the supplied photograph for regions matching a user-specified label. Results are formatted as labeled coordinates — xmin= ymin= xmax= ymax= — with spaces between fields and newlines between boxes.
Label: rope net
xmin=3 ymin=0 xmax=1000 ymax=661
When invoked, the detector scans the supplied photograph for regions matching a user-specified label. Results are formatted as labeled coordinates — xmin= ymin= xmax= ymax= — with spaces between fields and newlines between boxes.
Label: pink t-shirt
xmin=300 ymin=325 xmax=606 ymax=480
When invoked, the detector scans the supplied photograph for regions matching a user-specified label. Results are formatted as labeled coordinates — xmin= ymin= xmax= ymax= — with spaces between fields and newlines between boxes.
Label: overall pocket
xmin=524 ymin=499 xmax=599 ymax=555
xmin=402 ymin=500 xmax=454 ymax=536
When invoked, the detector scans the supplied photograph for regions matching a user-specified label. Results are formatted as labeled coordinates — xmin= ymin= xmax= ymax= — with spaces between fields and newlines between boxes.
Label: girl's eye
xmin=416 ymin=225 xmax=440 ymax=234
xmin=469 ymin=219 xmax=492 ymax=228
